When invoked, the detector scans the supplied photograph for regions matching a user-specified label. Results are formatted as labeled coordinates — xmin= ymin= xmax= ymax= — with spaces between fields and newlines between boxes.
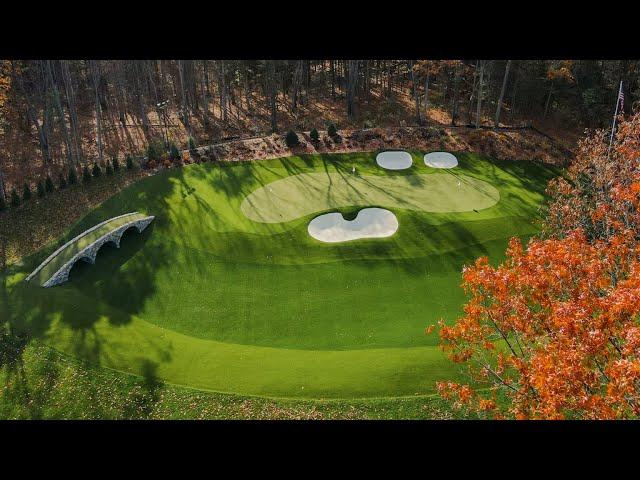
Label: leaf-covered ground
xmin=0 ymin=342 xmax=465 ymax=420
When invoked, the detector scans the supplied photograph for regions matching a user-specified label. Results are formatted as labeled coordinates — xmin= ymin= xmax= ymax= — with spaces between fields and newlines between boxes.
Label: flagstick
xmin=608 ymin=80 xmax=623 ymax=159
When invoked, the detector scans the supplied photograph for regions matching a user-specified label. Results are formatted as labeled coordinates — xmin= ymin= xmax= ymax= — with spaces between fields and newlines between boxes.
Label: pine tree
xmin=10 ymin=188 xmax=20 ymax=207
xmin=45 ymin=175 xmax=54 ymax=193
xmin=112 ymin=155 xmax=120 ymax=171
xmin=169 ymin=142 xmax=181 ymax=161
xmin=188 ymin=136 xmax=197 ymax=151
xmin=310 ymin=128 xmax=320 ymax=143
xmin=106 ymin=163 xmax=114 ymax=175
xmin=126 ymin=154 xmax=134 ymax=170
xmin=92 ymin=163 xmax=102 ymax=178
xmin=83 ymin=165 xmax=92 ymax=184
xmin=68 ymin=167 xmax=78 ymax=185
xmin=37 ymin=181 xmax=46 ymax=197
xmin=59 ymin=172 xmax=68 ymax=189
xmin=22 ymin=182 xmax=32 ymax=201
xmin=0 ymin=193 xmax=6 ymax=211
xmin=327 ymin=123 xmax=338 ymax=138
xmin=147 ymin=141 xmax=163 ymax=162
xmin=285 ymin=130 xmax=300 ymax=147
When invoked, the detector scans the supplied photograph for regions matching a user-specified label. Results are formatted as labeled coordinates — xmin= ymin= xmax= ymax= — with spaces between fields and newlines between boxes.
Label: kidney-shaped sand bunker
xmin=308 ymin=208 xmax=399 ymax=243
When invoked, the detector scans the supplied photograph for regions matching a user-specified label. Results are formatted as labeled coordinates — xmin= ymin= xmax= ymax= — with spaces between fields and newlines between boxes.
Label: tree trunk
xmin=410 ymin=61 xmax=422 ymax=125
xmin=90 ymin=60 xmax=104 ymax=164
xmin=544 ymin=81 xmax=554 ymax=118
xmin=178 ymin=60 xmax=190 ymax=131
xmin=40 ymin=61 xmax=54 ymax=162
xmin=0 ymin=168 xmax=6 ymax=202
xmin=347 ymin=60 xmax=359 ymax=119
xmin=364 ymin=60 xmax=371 ymax=101
xmin=45 ymin=61 xmax=73 ymax=166
xmin=291 ymin=61 xmax=303 ymax=113
xmin=12 ymin=61 xmax=51 ymax=164
xmin=243 ymin=63 xmax=251 ymax=114
xmin=468 ymin=60 xmax=479 ymax=125
xmin=201 ymin=61 xmax=210 ymax=128
xmin=494 ymin=60 xmax=512 ymax=128
xmin=451 ymin=63 xmax=460 ymax=126
xmin=510 ymin=63 xmax=519 ymax=122
xmin=330 ymin=60 xmax=335 ymax=98
xmin=61 ymin=60 xmax=83 ymax=164
xmin=475 ymin=61 xmax=485 ymax=128
xmin=219 ymin=60 xmax=228 ymax=123
xmin=424 ymin=70 xmax=431 ymax=123
xmin=266 ymin=61 xmax=277 ymax=133
xmin=133 ymin=62 xmax=150 ymax=139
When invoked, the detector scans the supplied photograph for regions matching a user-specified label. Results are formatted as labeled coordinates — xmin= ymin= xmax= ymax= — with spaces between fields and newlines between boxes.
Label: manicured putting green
xmin=241 ymin=172 xmax=499 ymax=223
xmin=3 ymin=151 xmax=559 ymax=399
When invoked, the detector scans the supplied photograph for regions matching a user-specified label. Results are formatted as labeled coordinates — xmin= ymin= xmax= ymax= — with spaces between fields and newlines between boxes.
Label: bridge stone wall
xmin=27 ymin=214 xmax=154 ymax=288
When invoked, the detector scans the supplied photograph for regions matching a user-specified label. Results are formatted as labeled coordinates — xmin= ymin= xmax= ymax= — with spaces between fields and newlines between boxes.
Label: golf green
xmin=2 ymin=151 xmax=559 ymax=399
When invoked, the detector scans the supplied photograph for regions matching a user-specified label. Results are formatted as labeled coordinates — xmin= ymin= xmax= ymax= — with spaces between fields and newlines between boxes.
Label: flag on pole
xmin=618 ymin=82 xmax=624 ymax=113
xmin=608 ymin=81 xmax=624 ymax=159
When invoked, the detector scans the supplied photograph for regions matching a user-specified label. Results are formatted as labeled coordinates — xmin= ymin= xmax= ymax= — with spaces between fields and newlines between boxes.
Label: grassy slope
xmin=3 ymin=151 xmax=559 ymax=400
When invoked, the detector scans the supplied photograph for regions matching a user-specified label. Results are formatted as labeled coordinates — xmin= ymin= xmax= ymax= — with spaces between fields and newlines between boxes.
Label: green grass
xmin=0 ymin=342 xmax=465 ymax=420
xmin=241 ymin=172 xmax=499 ymax=222
xmin=2 ymin=151 xmax=559 ymax=400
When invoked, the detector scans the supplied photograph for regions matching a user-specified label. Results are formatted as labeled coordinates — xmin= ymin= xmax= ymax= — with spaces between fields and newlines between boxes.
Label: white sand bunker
xmin=308 ymin=208 xmax=398 ymax=243
xmin=424 ymin=152 xmax=458 ymax=169
xmin=376 ymin=151 xmax=413 ymax=170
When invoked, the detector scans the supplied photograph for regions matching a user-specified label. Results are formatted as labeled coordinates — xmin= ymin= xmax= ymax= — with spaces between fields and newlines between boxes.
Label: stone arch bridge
xmin=26 ymin=212 xmax=154 ymax=287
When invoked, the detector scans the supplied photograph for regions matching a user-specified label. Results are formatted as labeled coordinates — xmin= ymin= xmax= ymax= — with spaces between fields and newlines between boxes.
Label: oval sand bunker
xmin=308 ymin=208 xmax=398 ymax=243
xmin=376 ymin=151 xmax=413 ymax=170
xmin=424 ymin=152 xmax=458 ymax=168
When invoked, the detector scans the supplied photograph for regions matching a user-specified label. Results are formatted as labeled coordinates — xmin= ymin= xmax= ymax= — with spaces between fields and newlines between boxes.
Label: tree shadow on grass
xmin=0 ymin=176 xmax=182 ymax=416
xmin=66 ymin=223 xmax=159 ymax=323
xmin=1 ymin=232 xmax=62 ymax=418
xmin=121 ymin=359 xmax=163 ymax=418
xmin=5 ymin=225 xmax=171 ymax=370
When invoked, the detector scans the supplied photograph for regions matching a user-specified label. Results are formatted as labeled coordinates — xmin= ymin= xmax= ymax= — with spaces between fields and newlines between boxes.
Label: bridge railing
xmin=25 ymin=212 xmax=142 ymax=283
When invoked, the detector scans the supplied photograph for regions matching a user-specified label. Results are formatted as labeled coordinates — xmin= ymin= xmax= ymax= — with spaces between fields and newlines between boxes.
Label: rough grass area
xmin=2 ymin=151 xmax=559 ymax=405
xmin=0 ymin=342 xmax=465 ymax=420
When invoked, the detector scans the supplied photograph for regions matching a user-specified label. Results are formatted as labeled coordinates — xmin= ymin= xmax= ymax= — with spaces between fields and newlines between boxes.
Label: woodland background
xmin=0 ymin=59 xmax=637 ymax=194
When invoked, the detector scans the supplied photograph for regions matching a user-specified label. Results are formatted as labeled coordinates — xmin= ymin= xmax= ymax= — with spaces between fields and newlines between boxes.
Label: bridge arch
xmin=26 ymin=212 xmax=155 ymax=287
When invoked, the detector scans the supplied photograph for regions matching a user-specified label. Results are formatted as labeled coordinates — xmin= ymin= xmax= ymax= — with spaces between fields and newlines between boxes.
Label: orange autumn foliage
xmin=546 ymin=60 xmax=575 ymax=84
xmin=546 ymin=112 xmax=640 ymax=241
xmin=438 ymin=112 xmax=640 ymax=419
